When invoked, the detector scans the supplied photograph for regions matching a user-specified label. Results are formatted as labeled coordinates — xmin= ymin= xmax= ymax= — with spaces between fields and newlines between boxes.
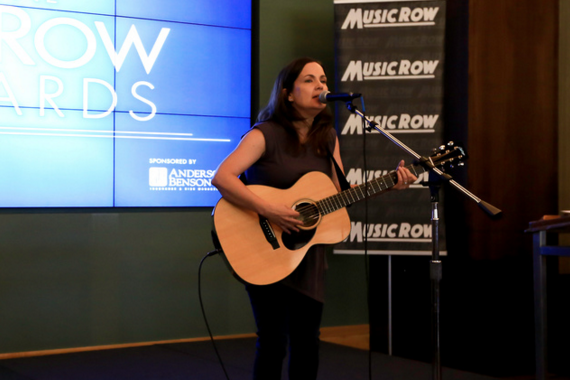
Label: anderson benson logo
xmin=166 ymin=169 xmax=215 ymax=189
xmin=348 ymin=221 xmax=432 ymax=243
xmin=148 ymin=158 xmax=216 ymax=191
xmin=341 ymin=60 xmax=439 ymax=81
xmin=341 ymin=113 xmax=438 ymax=135
xmin=149 ymin=167 xmax=168 ymax=187
xmin=341 ymin=7 xmax=439 ymax=29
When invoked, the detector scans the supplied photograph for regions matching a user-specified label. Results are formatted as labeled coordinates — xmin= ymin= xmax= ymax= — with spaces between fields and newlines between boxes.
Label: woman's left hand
xmin=393 ymin=160 xmax=417 ymax=190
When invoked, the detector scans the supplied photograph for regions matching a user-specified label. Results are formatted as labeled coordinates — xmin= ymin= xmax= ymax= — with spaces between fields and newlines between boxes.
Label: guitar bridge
xmin=259 ymin=216 xmax=280 ymax=250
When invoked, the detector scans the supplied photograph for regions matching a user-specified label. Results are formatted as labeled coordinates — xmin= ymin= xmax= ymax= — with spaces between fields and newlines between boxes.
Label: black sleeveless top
xmin=244 ymin=121 xmax=337 ymax=302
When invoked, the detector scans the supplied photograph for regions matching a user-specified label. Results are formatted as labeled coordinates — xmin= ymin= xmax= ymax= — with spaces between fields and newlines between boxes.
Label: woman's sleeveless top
xmin=244 ymin=121 xmax=337 ymax=302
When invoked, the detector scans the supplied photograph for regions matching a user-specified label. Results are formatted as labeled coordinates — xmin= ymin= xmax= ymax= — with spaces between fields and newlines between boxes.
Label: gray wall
xmin=0 ymin=0 xmax=368 ymax=355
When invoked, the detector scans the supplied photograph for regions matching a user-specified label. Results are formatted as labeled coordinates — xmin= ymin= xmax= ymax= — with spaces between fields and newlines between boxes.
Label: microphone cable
xmin=359 ymin=96 xmax=373 ymax=380
xmin=198 ymin=248 xmax=231 ymax=380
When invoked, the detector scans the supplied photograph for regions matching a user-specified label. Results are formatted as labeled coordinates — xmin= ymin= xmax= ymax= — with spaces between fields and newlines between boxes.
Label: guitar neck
xmin=318 ymin=163 xmax=426 ymax=215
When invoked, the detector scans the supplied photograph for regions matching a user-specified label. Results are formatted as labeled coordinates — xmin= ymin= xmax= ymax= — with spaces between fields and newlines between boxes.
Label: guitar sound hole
xmin=293 ymin=201 xmax=320 ymax=230
xmin=282 ymin=200 xmax=320 ymax=250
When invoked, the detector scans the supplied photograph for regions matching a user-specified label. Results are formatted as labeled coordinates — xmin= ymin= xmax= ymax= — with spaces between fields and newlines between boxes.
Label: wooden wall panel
xmin=441 ymin=0 xmax=559 ymax=376
xmin=380 ymin=0 xmax=560 ymax=376
xmin=466 ymin=0 xmax=558 ymax=260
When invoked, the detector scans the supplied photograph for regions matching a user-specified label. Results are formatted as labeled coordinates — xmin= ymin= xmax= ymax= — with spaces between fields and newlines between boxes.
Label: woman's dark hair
xmin=256 ymin=57 xmax=333 ymax=156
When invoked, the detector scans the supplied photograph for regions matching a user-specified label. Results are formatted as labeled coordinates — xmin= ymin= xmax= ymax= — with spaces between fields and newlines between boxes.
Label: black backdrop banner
xmin=332 ymin=0 xmax=447 ymax=255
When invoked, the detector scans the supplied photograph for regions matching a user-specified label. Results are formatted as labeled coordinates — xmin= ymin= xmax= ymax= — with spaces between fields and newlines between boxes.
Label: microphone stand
xmin=344 ymin=101 xmax=501 ymax=380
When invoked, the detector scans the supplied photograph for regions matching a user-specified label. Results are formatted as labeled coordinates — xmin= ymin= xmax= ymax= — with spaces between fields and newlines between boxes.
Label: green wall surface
xmin=257 ymin=0 xmax=336 ymax=110
xmin=0 ymin=0 xmax=368 ymax=355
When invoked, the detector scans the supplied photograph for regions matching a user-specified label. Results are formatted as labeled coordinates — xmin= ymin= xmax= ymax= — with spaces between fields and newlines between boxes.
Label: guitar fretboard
xmin=316 ymin=163 xmax=424 ymax=216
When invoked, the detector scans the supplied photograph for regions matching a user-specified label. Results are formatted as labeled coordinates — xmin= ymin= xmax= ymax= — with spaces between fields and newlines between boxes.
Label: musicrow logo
xmin=341 ymin=60 xmax=439 ymax=81
xmin=345 ymin=168 xmax=428 ymax=187
xmin=341 ymin=7 xmax=439 ymax=29
xmin=341 ymin=114 xmax=439 ymax=135
xmin=348 ymin=221 xmax=432 ymax=243
xmin=149 ymin=167 xmax=216 ymax=190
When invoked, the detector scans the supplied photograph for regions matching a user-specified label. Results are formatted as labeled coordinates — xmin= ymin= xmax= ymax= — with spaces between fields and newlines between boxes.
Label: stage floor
xmin=0 ymin=338 xmax=499 ymax=380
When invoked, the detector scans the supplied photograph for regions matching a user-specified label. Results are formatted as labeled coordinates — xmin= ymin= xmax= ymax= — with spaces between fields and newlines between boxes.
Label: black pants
xmin=247 ymin=283 xmax=324 ymax=380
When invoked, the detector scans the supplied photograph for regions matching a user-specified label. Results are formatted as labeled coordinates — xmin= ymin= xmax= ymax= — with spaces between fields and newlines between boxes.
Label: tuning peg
xmin=458 ymin=162 xmax=465 ymax=167
xmin=439 ymin=145 xmax=446 ymax=151
xmin=447 ymin=141 xmax=455 ymax=146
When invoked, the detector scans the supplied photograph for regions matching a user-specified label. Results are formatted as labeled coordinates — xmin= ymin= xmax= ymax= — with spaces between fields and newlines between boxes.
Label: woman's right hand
xmin=261 ymin=202 xmax=303 ymax=234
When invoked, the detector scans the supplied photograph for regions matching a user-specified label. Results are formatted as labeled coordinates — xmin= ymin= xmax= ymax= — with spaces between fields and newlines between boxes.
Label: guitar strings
xmin=289 ymin=167 xmax=410 ymax=222
xmin=292 ymin=174 xmax=392 ymax=215
xmin=285 ymin=154 xmax=456 ymax=224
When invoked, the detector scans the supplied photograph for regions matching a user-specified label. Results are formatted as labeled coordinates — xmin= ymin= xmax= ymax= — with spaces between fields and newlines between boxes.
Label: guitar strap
xmin=328 ymin=149 xmax=351 ymax=191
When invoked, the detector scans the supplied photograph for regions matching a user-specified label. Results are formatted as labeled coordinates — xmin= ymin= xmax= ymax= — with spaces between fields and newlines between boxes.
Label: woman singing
xmin=212 ymin=57 xmax=415 ymax=380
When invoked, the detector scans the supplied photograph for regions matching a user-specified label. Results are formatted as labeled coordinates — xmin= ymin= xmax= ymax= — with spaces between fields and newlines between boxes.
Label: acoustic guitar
xmin=212 ymin=143 xmax=466 ymax=285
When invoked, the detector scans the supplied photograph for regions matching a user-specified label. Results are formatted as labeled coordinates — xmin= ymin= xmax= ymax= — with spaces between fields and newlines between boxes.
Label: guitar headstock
xmin=430 ymin=141 xmax=467 ymax=171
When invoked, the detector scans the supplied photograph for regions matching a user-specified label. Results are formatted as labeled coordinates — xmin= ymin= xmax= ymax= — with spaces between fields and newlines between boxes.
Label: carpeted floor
xmin=0 ymin=338 xmax=499 ymax=380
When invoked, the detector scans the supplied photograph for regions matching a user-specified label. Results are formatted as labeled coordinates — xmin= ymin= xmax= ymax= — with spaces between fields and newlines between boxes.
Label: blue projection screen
xmin=0 ymin=1 xmax=251 ymax=207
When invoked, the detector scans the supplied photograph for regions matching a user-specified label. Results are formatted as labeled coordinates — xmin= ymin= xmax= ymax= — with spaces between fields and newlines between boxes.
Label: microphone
xmin=318 ymin=91 xmax=361 ymax=104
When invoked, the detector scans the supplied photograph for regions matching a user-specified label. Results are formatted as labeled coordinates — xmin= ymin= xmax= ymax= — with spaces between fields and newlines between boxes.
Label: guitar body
xmin=212 ymin=171 xmax=351 ymax=285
